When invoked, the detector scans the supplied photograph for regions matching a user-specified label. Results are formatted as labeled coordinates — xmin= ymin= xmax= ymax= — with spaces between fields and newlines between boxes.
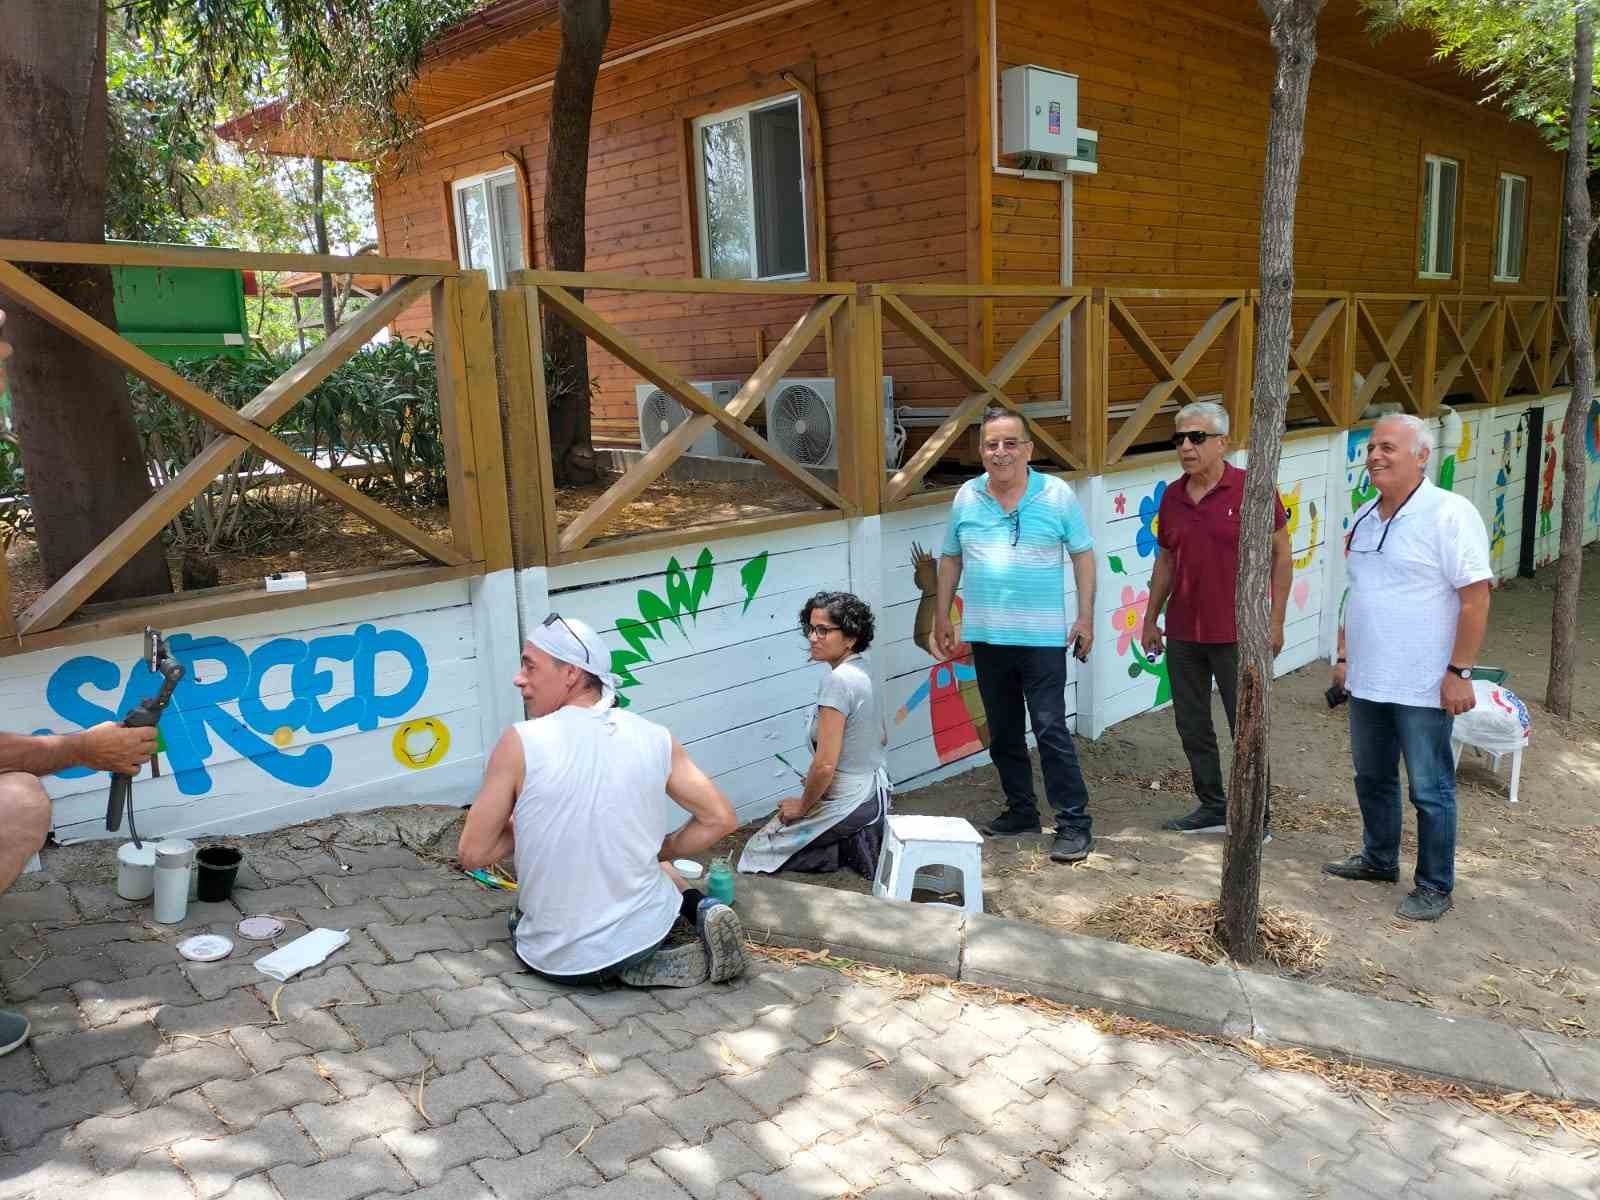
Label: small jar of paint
xmin=706 ymin=857 xmax=736 ymax=906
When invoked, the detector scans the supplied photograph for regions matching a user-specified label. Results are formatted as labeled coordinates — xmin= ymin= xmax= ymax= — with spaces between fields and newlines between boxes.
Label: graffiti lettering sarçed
xmin=42 ymin=624 xmax=430 ymax=794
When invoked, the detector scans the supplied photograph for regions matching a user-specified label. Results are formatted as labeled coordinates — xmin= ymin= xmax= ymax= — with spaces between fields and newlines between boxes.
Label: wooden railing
xmin=873 ymin=284 xmax=1093 ymax=508
xmin=500 ymin=270 xmax=868 ymax=564
xmin=0 ymin=241 xmax=509 ymax=648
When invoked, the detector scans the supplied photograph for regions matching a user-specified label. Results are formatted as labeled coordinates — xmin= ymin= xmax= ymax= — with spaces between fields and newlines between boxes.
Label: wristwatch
xmin=1446 ymin=664 xmax=1473 ymax=680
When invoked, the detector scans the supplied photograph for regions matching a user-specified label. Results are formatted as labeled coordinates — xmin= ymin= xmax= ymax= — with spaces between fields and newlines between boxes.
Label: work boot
xmin=697 ymin=899 xmax=747 ymax=983
xmin=0 ymin=1009 xmax=29 ymax=1057
xmin=1161 ymin=806 xmax=1226 ymax=834
xmin=1397 ymin=887 xmax=1453 ymax=922
xmin=1321 ymin=853 xmax=1399 ymax=883
xmin=979 ymin=809 xmax=1042 ymax=837
xmin=1049 ymin=829 xmax=1093 ymax=863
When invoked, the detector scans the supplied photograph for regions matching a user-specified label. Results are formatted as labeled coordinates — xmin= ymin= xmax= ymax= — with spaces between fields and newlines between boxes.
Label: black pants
xmin=1166 ymin=639 xmax=1270 ymax=825
xmin=970 ymin=642 xmax=1091 ymax=835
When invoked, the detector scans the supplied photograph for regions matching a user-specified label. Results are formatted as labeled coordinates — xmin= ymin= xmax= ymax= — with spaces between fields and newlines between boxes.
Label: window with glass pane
xmin=452 ymin=169 xmax=525 ymax=287
xmin=1419 ymin=154 xmax=1459 ymax=278
xmin=695 ymin=96 xmax=807 ymax=281
xmin=1494 ymin=173 xmax=1527 ymax=282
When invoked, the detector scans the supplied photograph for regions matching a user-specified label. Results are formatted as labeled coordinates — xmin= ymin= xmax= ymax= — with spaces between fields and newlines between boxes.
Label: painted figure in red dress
xmin=894 ymin=543 xmax=989 ymax=764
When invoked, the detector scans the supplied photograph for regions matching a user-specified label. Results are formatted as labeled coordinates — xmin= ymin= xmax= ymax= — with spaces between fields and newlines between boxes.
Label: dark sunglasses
xmin=1172 ymin=431 xmax=1219 ymax=447
xmin=541 ymin=611 xmax=590 ymax=662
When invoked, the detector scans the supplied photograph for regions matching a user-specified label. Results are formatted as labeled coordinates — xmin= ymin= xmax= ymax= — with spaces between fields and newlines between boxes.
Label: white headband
xmin=528 ymin=616 xmax=621 ymax=708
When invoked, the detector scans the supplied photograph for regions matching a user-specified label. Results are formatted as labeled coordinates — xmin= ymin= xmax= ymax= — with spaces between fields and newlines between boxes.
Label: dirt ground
xmin=718 ymin=543 xmax=1600 ymax=1042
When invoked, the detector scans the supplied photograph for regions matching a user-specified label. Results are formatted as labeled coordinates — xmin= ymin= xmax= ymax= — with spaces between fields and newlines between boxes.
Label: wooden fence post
xmin=1222 ymin=293 xmax=1254 ymax=445
xmin=1489 ymin=298 xmax=1507 ymax=405
xmin=1538 ymin=297 xmax=1556 ymax=394
xmin=831 ymin=287 xmax=876 ymax=516
xmin=432 ymin=276 xmax=487 ymax=563
xmin=1419 ymin=298 xmax=1440 ymax=415
xmin=1327 ymin=295 xmax=1355 ymax=426
xmin=1070 ymin=292 xmax=1103 ymax=473
xmin=490 ymin=287 xmax=551 ymax=567
xmin=458 ymin=272 xmax=514 ymax=574
xmin=524 ymin=288 xmax=563 ymax=562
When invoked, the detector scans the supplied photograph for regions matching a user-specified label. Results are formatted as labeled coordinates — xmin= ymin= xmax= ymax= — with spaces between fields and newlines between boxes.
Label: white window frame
xmin=1493 ymin=172 xmax=1529 ymax=284
xmin=451 ymin=168 xmax=524 ymax=288
xmin=1419 ymin=153 xmax=1460 ymax=280
xmin=692 ymin=93 xmax=810 ymax=282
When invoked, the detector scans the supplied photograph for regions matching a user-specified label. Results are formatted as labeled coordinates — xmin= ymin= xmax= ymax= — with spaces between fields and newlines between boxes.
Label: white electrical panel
xmin=1001 ymin=65 xmax=1079 ymax=158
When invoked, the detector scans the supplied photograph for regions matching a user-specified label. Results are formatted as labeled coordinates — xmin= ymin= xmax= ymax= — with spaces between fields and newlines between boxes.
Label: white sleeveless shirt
xmin=510 ymin=701 xmax=681 ymax=975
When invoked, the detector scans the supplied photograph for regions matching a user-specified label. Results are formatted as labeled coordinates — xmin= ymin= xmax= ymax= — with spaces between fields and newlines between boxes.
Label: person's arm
xmin=660 ymin=737 xmax=738 ymax=862
xmin=1068 ymin=548 xmax=1096 ymax=658
xmin=457 ymin=729 xmax=524 ymax=870
xmin=933 ymin=554 xmax=963 ymax=659
xmin=1333 ymin=623 xmax=1348 ymax=691
xmin=780 ymin=707 xmax=845 ymax=824
xmin=1270 ymin=526 xmax=1292 ymax=657
xmin=0 ymin=723 xmax=158 ymax=777
xmin=1441 ymin=580 xmax=1491 ymax=715
xmin=1140 ymin=549 xmax=1173 ymax=656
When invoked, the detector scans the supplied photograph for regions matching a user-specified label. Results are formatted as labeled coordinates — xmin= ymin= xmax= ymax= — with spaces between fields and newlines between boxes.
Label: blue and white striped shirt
xmin=940 ymin=469 xmax=1092 ymax=647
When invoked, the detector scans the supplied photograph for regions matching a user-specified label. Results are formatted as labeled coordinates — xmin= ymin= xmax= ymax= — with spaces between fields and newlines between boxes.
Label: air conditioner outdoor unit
xmin=634 ymin=379 xmax=745 ymax=457
xmin=766 ymin=377 xmax=895 ymax=471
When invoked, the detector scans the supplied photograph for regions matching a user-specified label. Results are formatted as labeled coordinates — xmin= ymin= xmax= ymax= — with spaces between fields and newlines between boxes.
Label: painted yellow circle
xmin=271 ymin=726 xmax=294 ymax=748
xmin=393 ymin=717 xmax=450 ymax=770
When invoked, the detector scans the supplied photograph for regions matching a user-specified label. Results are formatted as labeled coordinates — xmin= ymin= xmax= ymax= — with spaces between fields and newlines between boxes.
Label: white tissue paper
xmin=254 ymin=927 xmax=350 ymax=981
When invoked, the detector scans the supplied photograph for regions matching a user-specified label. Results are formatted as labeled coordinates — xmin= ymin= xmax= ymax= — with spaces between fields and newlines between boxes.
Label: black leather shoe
xmin=1162 ymin=806 xmax=1227 ymax=834
xmin=1321 ymin=853 xmax=1399 ymax=883
xmin=1397 ymin=887 xmax=1452 ymax=921
xmin=1049 ymin=829 xmax=1093 ymax=863
xmin=980 ymin=810 xmax=1043 ymax=837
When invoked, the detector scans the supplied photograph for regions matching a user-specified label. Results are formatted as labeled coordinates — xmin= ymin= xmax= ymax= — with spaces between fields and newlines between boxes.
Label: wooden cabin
xmin=227 ymin=0 xmax=1563 ymax=457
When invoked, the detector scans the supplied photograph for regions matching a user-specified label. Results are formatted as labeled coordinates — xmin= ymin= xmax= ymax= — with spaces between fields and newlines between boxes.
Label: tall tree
xmin=1364 ymin=0 xmax=1597 ymax=716
xmin=0 ymin=2 xmax=174 ymax=600
xmin=1221 ymin=0 xmax=1327 ymax=963
xmin=542 ymin=0 xmax=612 ymax=487
xmin=1 ymin=0 xmax=482 ymax=599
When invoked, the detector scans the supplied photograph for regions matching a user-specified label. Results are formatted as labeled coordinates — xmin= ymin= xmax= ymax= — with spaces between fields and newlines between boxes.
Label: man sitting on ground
xmin=459 ymin=613 xmax=747 ymax=987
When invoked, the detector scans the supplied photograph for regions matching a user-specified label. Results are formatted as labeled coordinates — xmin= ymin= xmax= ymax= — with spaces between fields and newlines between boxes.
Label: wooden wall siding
xmin=377 ymin=0 xmax=972 ymax=445
xmin=992 ymin=1 xmax=1562 ymax=425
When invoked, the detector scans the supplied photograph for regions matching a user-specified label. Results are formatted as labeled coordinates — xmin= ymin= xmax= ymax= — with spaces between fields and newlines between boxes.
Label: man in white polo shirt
xmin=1323 ymin=414 xmax=1491 ymax=922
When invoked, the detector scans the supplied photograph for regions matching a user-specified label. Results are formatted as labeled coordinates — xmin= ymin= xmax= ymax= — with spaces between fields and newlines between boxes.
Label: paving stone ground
xmin=2 ymin=835 xmax=1595 ymax=1200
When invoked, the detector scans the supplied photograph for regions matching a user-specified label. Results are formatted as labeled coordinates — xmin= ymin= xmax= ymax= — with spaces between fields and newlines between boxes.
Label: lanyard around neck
xmin=1346 ymin=478 xmax=1423 ymax=554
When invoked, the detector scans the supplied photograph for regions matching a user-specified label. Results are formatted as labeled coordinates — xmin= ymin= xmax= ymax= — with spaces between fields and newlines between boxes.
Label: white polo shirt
xmin=1345 ymin=478 xmax=1492 ymax=709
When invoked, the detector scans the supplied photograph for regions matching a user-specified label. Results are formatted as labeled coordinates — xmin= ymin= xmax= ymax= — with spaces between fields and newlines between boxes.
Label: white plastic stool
xmin=1451 ymin=736 xmax=1527 ymax=804
xmin=872 ymin=814 xmax=984 ymax=914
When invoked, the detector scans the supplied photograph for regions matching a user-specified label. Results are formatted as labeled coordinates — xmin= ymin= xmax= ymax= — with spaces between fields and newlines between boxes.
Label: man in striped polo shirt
xmin=934 ymin=409 xmax=1098 ymax=863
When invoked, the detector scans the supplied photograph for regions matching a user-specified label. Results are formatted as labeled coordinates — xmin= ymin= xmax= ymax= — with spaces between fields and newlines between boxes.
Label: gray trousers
xmin=1166 ymin=639 xmax=1240 ymax=817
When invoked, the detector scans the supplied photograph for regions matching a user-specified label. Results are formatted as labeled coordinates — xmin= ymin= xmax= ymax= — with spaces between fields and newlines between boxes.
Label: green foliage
xmin=1364 ymin=0 xmax=1600 ymax=158
xmin=126 ymin=341 xmax=447 ymax=552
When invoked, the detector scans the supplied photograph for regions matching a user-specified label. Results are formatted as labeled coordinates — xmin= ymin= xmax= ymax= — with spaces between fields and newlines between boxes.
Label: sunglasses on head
xmin=541 ymin=611 xmax=590 ymax=663
xmin=1172 ymin=431 xmax=1219 ymax=447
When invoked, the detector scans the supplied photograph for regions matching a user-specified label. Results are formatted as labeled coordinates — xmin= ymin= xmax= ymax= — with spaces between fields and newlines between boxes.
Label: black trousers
xmin=969 ymin=642 xmax=1091 ymax=835
xmin=1165 ymin=639 xmax=1270 ymax=825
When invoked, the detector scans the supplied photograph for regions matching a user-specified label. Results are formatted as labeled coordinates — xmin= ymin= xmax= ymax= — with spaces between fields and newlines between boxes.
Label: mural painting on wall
xmin=42 ymin=624 xmax=437 ymax=793
xmin=894 ymin=543 xmax=988 ymax=764
xmin=1345 ymin=428 xmax=1377 ymax=527
xmin=607 ymin=546 xmax=769 ymax=708
xmin=1111 ymin=585 xmax=1170 ymax=705
xmin=1588 ymin=400 xmax=1600 ymax=525
xmin=1539 ymin=423 xmax=1557 ymax=540
xmin=1437 ymin=409 xmax=1472 ymax=493
xmin=1280 ymin=482 xmax=1321 ymax=572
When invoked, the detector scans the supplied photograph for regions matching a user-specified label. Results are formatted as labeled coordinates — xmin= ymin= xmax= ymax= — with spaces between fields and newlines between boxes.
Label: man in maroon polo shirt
xmin=1140 ymin=402 xmax=1291 ymax=835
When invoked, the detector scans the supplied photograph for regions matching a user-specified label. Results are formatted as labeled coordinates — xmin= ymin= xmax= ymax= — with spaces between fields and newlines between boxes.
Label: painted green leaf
xmin=740 ymin=550 xmax=770 ymax=613
xmin=1108 ymin=555 xmax=1126 ymax=575
xmin=690 ymin=547 xmax=715 ymax=613
xmin=614 ymin=617 xmax=658 ymax=660
xmin=1127 ymin=661 xmax=1141 ymax=680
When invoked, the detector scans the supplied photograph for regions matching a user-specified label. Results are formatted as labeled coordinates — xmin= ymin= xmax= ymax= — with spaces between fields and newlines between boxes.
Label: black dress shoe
xmin=1321 ymin=853 xmax=1399 ymax=883
xmin=980 ymin=810 xmax=1043 ymax=837
xmin=1049 ymin=829 xmax=1093 ymax=863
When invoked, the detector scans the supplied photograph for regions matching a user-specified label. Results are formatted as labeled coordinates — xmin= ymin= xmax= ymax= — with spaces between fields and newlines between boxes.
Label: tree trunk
xmin=1547 ymin=7 xmax=1595 ymax=718
xmin=1221 ymin=0 xmax=1326 ymax=963
xmin=312 ymin=157 xmax=337 ymax=336
xmin=0 ymin=1 xmax=172 ymax=601
xmin=542 ymin=0 xmax=610 ymax=486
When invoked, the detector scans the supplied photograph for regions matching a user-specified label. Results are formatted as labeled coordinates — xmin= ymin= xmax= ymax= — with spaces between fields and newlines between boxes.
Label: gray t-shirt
xmin=810 ymin=656 xmax=883 ymax=777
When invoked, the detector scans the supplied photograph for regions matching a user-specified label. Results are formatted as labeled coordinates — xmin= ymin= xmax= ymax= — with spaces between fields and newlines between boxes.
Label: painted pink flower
xmin=1111 ymin=584 xmax=1149 ymax=655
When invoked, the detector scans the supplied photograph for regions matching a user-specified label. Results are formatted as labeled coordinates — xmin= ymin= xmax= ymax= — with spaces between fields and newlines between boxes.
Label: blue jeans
xmin=970 ymin=643 xmax=1091 ymax=835
xmin=1349 ymin=698 xmax=1457 ymax=894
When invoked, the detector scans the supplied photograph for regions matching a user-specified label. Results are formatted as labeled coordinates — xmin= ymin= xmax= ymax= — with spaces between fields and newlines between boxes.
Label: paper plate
xmin=236 ymin=916 xmax=286 ymax=941
xmin=176 ymin=934 xmax=234 ymax=962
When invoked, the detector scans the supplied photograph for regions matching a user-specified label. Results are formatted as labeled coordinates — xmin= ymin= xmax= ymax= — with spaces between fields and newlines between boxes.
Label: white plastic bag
xmin=1452 ymin=682 xmax=1530 ymax=753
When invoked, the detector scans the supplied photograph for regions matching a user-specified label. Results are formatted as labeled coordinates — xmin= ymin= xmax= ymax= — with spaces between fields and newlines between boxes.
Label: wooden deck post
xmin=432 ymin=276 xmax=488 ymax=563
xmin=1489 ymin=298 xmax=1507 ymax=405
xmin=1222 ymin=293 xmax=1254 ymax=447
xmin=834 ymin=285 xmax=882 ymax=515
xmin=1538 ymin=297 xmax=1557 ymax=394
xmin=1419 ymin=298 xmax=1440 ymax=415
xmin=490 ymin=286 xmax=550 ymax=568
xmin=1328 ymin=295 xmax=1355 ymax=426
xmin=1070 ymin=291 xmax=1103 ymax=473
xmin=458 ymin=273 xmax=514 ymax=574
xmin=524 ymin=287 xmax=563 ymax=562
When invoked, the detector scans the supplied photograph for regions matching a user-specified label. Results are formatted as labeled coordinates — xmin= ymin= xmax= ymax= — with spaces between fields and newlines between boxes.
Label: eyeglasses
xmin=1345 ymin=479 xmax=1423 ymax=556
xmin=801 ymin=622 xmax=841 ymax=639
xmin=1172 ymin=431 xmax=1218 ymax=447
xmin=1006 ymin=509 xmax=1021 ymax=546
xmin=981 ymin=438 xmax=1029 ymax=454
xmin=541 ymin=611 xmax=589 ymax=662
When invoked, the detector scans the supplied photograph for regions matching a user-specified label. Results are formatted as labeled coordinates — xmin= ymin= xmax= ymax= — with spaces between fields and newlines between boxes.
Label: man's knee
xmin=0 ymin=773 xmax=50 ymax=851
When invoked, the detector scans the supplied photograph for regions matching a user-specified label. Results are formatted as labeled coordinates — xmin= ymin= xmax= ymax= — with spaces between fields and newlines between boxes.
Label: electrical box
xmin=1001 ymin=65 xmax=1079 ymax=158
